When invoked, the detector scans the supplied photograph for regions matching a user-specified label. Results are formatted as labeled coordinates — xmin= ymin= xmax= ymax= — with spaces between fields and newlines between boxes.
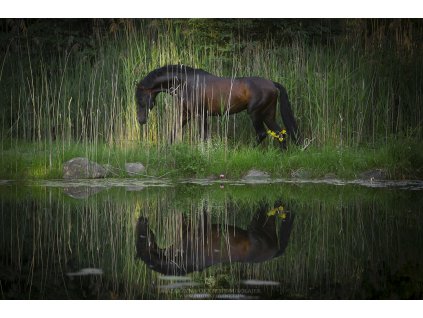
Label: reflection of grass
xmin=1 ymin=138 xmax=422 ymax=180
xmin=1 ymin=183 xmax=422 ymax=299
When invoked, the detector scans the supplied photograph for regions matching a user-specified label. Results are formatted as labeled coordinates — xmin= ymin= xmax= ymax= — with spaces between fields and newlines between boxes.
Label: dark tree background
xmin=1 ymin=18 xmax=422 ymax=53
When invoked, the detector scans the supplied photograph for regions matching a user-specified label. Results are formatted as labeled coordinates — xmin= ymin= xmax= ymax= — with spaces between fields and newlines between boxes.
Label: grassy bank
xmin=1 ymin=138 xmax=422 ymax=180
xmin=0 ymin=20 xmax=422 ymax=181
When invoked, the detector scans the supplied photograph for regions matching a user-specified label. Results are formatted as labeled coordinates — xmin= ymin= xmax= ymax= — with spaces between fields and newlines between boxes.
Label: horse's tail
xmin=273 ymin=82 xmax=301 ymax=145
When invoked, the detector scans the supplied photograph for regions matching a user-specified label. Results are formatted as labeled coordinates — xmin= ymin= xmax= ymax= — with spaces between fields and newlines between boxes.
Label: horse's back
xmin=201 ymin=77 xmax=250 ymax=114
xmin=240 ymin=77 xmax=278 ymax=95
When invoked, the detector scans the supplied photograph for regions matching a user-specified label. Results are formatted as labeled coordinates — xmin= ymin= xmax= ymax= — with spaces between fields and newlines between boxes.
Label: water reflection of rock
xmin=66 ymin=268 xmax=104 ymax=277
xmin=125 ymin=185 xmax=145 ymax=192
xmin=136 ymin=201 xmax=294 ymax=276
xmin=64 ymin=186 xmax=108 ymax=199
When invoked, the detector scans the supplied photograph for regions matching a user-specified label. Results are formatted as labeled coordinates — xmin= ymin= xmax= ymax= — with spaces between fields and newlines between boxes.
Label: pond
xmin=1 ymin=178 xmax=422 ymax=299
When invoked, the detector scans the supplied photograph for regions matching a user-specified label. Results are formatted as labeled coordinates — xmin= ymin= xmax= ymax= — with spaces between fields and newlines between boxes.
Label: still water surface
xmin=1 ymin=179 xmax=422 ymax=299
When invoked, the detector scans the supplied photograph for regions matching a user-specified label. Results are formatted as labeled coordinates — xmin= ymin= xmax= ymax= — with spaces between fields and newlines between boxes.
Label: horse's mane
xmin=139 ymin=65 xmax=211 ymax=88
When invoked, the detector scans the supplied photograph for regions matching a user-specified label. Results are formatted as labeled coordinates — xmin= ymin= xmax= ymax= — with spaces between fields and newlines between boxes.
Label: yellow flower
xmin=267 ymin=208 xmax=277 ymax=216
xmin=278 ymin=212 xmax=287 ymax=220
xmin=267 ymin=129 xmax=286 ymax=142
xmin=267 ymin=205 xmax=285 ymax=217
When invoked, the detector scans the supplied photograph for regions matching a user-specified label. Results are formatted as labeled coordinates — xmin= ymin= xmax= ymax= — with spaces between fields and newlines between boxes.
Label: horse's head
xmin=135 ymin=85 xmax=155 ymax=125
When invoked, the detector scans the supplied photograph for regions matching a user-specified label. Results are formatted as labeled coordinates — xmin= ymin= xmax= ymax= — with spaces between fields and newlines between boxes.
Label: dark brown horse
xmin=136 ymin=202 xmax=294 ymax=275
xmin=135 ymin=65 xmax=300 ymax=149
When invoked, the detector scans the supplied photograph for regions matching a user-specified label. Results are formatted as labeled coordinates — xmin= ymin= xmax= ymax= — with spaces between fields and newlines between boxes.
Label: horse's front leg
xmin=170 ymin=111 xmax=189 ymax=144
xmin=200 ymin=114 xmax=209 ymax=141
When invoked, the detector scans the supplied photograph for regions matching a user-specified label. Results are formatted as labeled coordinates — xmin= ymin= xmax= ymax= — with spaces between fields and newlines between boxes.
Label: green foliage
xmin=382 ymin=137 xmax=423 ymax=178
xmin=170 ymin=143 xmax=208 ymax=176
xmin=0 ymin=19 xmax=422 ymax=180
xmin=1 ymin=140 xmax=422 ymax=180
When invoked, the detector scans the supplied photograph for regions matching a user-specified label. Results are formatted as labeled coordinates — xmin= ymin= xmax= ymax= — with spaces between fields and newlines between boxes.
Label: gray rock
xmin=358 ymin=169 xmax=387 ymax=180
xmin=125 ymin=162 xmax=146 ymax=176
xmin=291 ymin=169 xmax=311 ymax=179
xmin=243 ymin=169 xmax=270 ymax=179
xmin=63 ymin=157 xmax=108 ymax=179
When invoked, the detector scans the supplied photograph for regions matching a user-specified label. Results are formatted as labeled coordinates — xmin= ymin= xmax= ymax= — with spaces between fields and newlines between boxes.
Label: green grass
xmin=1 ymin=138 xmax=422 ymax=180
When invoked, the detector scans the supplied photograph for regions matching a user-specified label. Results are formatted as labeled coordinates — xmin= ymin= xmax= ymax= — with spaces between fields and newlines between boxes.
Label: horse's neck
xmin=152 ymin=71 xmax=182 ymax=91
xmin=149 ymin=78 xmax=186 ymax=98
xmin=150 ymin=70 xmax=212 ymax=95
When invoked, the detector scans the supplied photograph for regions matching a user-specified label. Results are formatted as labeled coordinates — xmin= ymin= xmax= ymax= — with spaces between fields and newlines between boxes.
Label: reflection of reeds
xmin=1 ymin=183 xmax=422 ymax=299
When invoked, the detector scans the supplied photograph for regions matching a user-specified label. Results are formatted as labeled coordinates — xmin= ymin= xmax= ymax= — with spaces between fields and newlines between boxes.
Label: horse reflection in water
xmin=136 ymin=202 xmax=294 ymax=275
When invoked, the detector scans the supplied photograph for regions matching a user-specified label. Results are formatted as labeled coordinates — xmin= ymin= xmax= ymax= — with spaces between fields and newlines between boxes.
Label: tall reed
xmin=1 ymin=20 xmax=421 ymax=161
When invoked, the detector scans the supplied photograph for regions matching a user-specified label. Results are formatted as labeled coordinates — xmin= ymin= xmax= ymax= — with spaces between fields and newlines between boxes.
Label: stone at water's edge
xmin=63 ymin=157 xmax=108 ymax=179
xmin=125 ymin=163 xmax=146 ymax=176
xmin=358 ymin=169 xmax=387 ymax=180
xmin=243 ymin=169 xmax=270 ymax=179
xmin=291 ymin=169 xmax=312 ymax=179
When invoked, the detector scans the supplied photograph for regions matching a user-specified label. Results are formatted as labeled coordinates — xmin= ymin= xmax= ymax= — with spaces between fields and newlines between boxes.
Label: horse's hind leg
xmin=263 ymin=107 xmax=287 ymax=150
xmin=248 ymin=111 xmax=267 ymax=145
xmin=274 ymin=211 xmax=294 ymax=257
xmin=248 ymin=202 xmax=278 ymax=250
